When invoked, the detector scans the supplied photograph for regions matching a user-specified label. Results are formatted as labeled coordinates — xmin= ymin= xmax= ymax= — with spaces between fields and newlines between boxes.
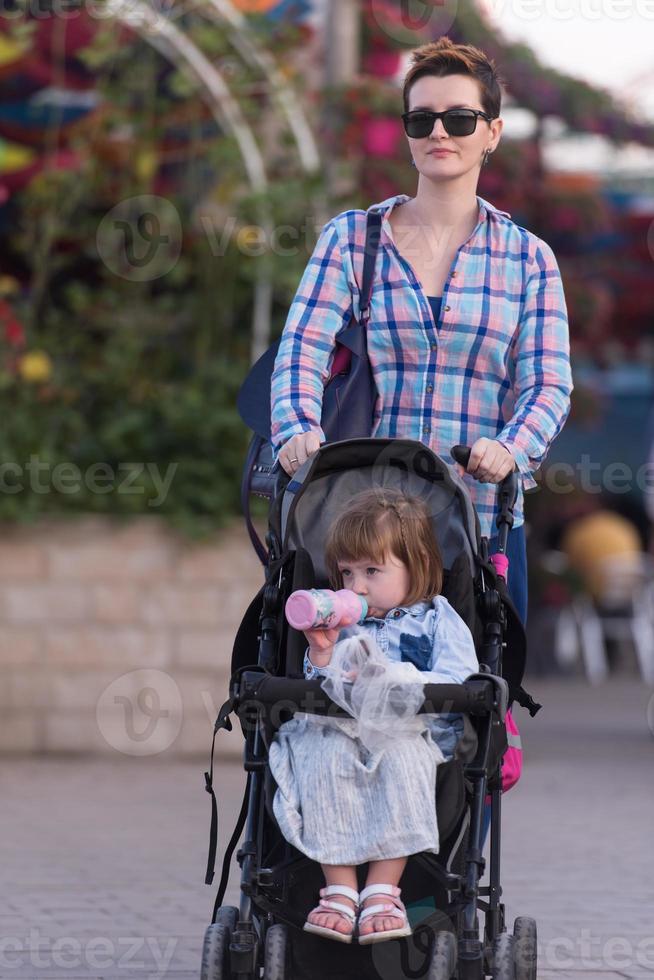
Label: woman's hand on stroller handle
xmin=279 ymin=430 xmax=322 ymax=475
xmin=452 ymin=439 xmax=515 ymax=485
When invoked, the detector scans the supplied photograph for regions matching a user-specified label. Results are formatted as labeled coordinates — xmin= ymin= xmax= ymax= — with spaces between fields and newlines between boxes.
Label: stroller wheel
xmin=264 ymin=924 xmax=289 ymax=980
xmin=491 ymin=932 xmax=515 ymax=980
xmin=201 ymin=924 xmax=231 ymax=980
xmin=216 ymin=906 xmax=239 ymax=932
xmin=513 ymin=917 xmax=537 ymax=980
xmin=428 ymin=930 xmax=457 ymax=979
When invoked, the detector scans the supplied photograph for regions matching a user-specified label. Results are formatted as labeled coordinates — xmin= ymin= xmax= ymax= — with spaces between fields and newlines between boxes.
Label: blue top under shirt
xmin=427 ymin=295 xmax=442 ymax=324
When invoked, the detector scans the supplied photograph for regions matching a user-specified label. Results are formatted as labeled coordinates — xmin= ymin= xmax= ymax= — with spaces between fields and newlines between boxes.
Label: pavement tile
xmin=0 ymin=677 xmax=651 ymax=978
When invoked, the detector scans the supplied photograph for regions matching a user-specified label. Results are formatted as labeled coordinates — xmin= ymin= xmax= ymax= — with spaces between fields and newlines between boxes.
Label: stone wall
xmin=0 ymin=516 xmax=265 ymax=758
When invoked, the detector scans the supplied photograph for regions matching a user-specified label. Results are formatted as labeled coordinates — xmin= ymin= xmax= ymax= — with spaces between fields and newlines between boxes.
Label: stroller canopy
xmin=276 ymin=439 xmax=481 ymax=582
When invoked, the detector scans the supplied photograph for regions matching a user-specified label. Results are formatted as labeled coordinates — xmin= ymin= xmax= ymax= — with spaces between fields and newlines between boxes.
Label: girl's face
xmin=337 ymin=552 xmax=411 ymax=619
xmin=405 ymin=73 xmax=502 ymax=178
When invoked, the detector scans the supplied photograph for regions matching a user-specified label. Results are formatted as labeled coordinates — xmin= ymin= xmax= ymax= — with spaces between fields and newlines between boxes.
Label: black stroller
xmin=202 ymin=438 xmax=541 ymax=980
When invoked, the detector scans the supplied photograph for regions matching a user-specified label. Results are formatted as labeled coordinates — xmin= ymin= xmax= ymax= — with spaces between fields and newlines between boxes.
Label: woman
xmin=270 ymin=36 xmax=573 ymax=625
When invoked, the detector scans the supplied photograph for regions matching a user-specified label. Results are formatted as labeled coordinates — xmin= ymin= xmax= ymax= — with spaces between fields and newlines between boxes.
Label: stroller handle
xmin=451 ymin=444 xmax=519 ymax=540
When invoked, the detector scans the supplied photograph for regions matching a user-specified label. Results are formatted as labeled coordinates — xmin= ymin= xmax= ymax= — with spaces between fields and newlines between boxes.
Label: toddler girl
xmin=268 ymin=488 xmax=478 ymax=945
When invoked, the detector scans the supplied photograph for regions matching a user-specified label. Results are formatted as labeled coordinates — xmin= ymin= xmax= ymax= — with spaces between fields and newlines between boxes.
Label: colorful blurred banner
xmin=232 ymin=0 xmax=315 ymax=20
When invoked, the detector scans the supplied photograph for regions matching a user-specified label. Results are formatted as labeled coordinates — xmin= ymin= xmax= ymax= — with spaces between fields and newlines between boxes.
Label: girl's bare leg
xmin=306 ymin=864 xmax=358 ymax=935
xmin=359 ymin=857 xmax=409 ymax=937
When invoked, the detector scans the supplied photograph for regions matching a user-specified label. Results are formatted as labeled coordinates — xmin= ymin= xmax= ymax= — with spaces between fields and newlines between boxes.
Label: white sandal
xmin=303 ymin=884 xmax=359 ymax=944
xmin=357 ymin=883 xmax=413 ymax=945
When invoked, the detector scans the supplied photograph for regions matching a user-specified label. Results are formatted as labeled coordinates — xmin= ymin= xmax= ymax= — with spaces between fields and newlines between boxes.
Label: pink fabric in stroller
xmin=501 ymin=708 xmax=522 ymax=793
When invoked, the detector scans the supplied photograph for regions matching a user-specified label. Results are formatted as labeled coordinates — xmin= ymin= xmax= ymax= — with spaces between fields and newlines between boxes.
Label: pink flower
xmin=0 ymin=300 xmax=26 ymax=348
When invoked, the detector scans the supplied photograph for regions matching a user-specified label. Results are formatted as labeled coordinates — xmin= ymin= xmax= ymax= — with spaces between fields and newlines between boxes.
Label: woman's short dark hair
xmin=403 ymin=36 xmax=503 ymax=119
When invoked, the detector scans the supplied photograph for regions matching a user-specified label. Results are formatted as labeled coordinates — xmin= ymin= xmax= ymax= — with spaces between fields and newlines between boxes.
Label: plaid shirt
xmin=271 ymin=194 xmax=573 ymax=537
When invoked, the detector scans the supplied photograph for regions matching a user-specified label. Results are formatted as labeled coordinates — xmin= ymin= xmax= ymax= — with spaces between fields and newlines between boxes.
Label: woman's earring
xmin=482 ymin=148 xmax=493 ymax=167
xmin=410 ymin=158 xmax=417 ymax=168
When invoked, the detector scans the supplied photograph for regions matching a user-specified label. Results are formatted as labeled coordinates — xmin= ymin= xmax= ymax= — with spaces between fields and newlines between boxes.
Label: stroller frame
xmin=203 ymin=440 xmax=538 ymax=980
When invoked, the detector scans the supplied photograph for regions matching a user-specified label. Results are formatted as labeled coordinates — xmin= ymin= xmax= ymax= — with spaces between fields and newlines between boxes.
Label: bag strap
xmin=204 ymin=665 xmax=264 ymax=891
xmin=204 ymin=696 xmax=236 ymax=886
xmin=242 ymin=209 xmax=383 ymax=565
xmin=358 ymin=209 xmax=383 ymax=332
xmin=241 ymin=434 xmax=269 ymax=565
xmin=210 ymin=773 xmax=251 ymax=919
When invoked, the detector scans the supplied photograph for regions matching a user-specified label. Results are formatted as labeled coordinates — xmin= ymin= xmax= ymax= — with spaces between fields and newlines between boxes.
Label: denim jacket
xmin=304 ymin=595 xmax=479 ymax=761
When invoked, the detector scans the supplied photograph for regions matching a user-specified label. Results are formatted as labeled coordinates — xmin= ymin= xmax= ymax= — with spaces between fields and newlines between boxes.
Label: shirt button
xmin=426 ymin=383 xmax=433 ymax=393
xmin=423 ymin=424 xmax=431 ymax=435
xmin=393 ymin=610 xmax=402 ymax=619
xmin=430 ymin=341 xmax=437 ymax=350
xmin=444 ymin=305 xmax=451 ymax=312
xmin=451 ymin=271 xmax=457 ymax=278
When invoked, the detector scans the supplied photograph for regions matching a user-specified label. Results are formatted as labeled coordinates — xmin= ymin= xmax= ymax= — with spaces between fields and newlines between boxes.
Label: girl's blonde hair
xmin=325 ymin=488 xmax=443 ymax=605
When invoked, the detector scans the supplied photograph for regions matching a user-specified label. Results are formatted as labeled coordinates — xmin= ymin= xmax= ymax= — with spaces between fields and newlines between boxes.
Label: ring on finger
xmin=289 ymin=457 xmax=299 ymax=463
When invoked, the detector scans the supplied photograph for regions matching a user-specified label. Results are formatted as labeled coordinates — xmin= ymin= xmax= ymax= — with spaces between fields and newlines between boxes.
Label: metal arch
xmin=204 ymin=0 xmax=324 ymax=181
xmin=105 ymin=0 xmax=275 ymax=359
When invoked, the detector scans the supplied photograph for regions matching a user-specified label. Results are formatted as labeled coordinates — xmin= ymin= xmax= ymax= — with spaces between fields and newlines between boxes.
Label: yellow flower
xmin=135 ymin=150 xmax=157 ymax=182
xmin=0 ymin=275 xmax=19 ymax=296
xmin=0 ymin=35 xmax=28 ymax=69
xmin=19 ymin=351 xmax=53 ymax=383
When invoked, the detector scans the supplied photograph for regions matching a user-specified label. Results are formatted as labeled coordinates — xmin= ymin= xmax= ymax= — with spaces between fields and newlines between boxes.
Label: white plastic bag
xmin=318 ymin=631 xmax=443 ymax=758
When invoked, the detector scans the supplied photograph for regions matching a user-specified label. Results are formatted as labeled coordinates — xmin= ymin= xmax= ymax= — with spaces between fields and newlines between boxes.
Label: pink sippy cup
xmin=285 ymin=588 xmax=368 ymax=631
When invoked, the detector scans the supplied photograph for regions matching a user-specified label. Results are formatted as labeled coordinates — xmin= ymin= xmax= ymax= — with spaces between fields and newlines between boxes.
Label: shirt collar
xmin=370 ymin=193 xmax=511 ymax=224
xmin=364 ymin=600 xmax=432 ymax=622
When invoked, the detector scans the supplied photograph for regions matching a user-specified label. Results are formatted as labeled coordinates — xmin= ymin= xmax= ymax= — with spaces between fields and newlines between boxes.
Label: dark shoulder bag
xmin=237 ymin=209 xmax=383 ymax=563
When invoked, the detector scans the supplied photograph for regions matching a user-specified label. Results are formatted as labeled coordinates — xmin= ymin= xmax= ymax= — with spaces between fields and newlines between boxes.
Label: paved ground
xmin=1 ymin=677 xmax=652 ymax=979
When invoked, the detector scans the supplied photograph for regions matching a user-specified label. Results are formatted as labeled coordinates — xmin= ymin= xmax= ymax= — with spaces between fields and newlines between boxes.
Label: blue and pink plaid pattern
xmin=271 ymin=194 xmax=573 ymax=537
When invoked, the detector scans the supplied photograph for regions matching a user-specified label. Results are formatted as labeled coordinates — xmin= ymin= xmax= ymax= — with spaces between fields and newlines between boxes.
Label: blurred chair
xmin=552 ymin=511 xmax=654 ymax=685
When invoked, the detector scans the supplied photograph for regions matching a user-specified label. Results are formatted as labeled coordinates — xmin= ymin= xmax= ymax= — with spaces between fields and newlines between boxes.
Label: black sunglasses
xmin=402 ymin=108 xmax=493 ymax=139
